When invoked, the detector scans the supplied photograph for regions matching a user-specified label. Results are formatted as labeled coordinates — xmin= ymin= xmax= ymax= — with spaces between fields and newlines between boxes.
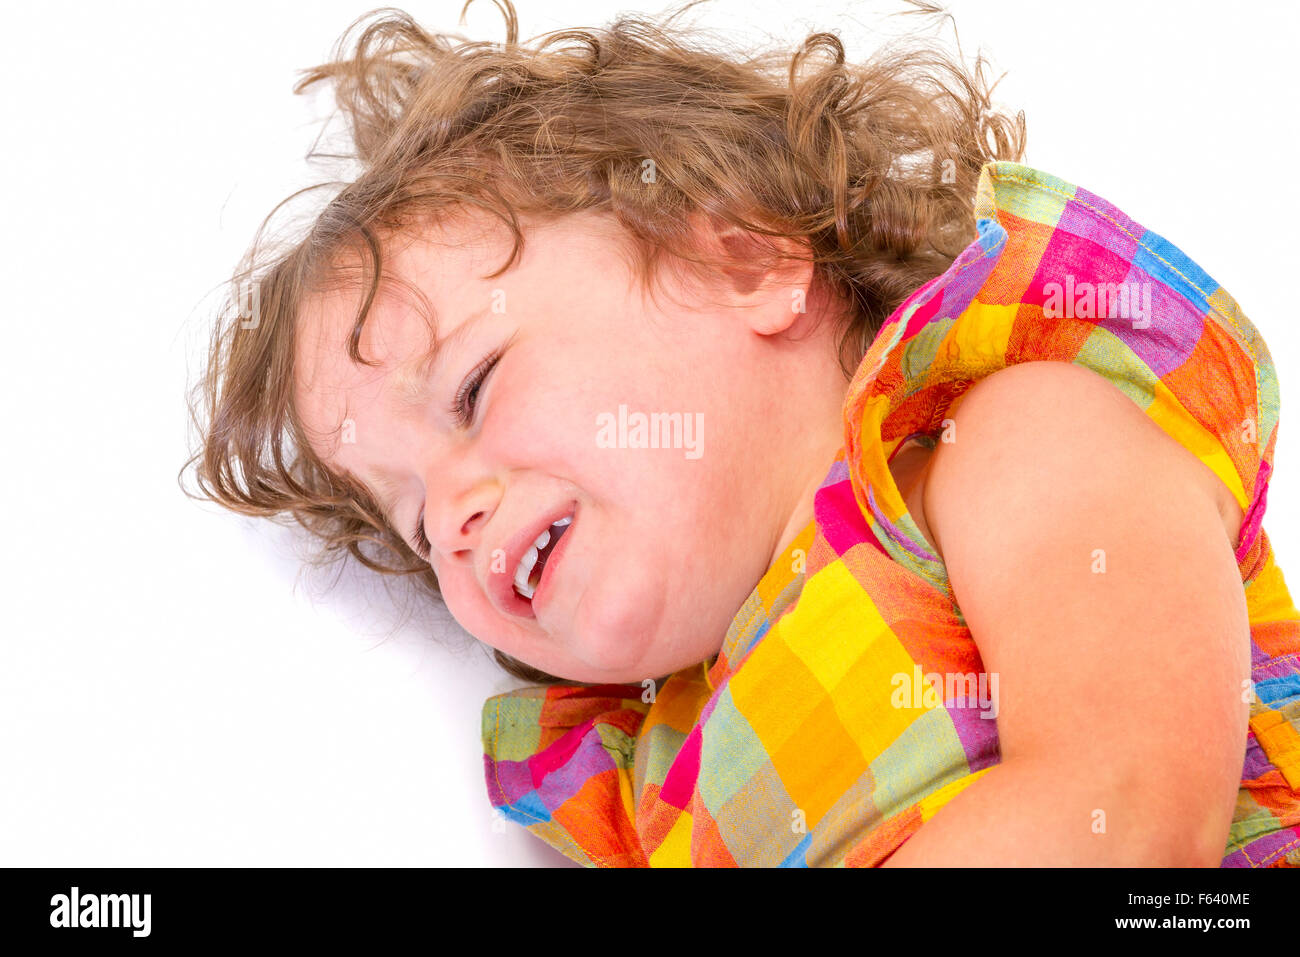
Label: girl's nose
xmin=435 ymin=508 xmax=487 ymax=560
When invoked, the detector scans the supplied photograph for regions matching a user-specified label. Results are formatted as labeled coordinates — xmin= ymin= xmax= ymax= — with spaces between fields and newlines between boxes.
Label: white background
xmin=2 ymin=0 xmax=1296 ymax=866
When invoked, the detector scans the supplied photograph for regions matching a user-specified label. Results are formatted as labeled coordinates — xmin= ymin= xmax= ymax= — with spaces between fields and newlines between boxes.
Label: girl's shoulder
xmin=920 ymin=361 xmax=1242 ymax=566
xmin=898 ymin=359 xmax=1246 ymax=568
xmin=848 ymin=160 xmax=1278 ymax=598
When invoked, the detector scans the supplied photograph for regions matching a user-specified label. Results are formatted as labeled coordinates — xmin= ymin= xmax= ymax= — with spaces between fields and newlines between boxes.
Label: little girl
xmin=185 ymin=2 xmax=1300 ymax=866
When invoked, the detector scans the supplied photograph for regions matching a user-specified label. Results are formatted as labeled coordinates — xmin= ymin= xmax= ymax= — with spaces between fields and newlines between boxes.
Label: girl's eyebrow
xmin=391 ymin=305 xmax=493 ymax=412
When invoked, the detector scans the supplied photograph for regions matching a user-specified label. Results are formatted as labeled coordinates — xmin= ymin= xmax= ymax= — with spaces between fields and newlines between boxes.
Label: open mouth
xmin=512 ymin=514 xmax=572 ymax=600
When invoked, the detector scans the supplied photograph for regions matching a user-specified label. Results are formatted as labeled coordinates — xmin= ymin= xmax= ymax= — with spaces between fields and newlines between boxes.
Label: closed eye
xmin=450 ymin=349 xmax=503 ymax=428
xmin=413 ymin=508 xmax=431 ymax=560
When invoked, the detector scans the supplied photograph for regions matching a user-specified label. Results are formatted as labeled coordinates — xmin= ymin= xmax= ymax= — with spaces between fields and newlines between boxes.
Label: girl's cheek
xmin=489 ymin=365 xmax=585 ymax=456
xmin=441 ymin=569 xmax=491 ymax=635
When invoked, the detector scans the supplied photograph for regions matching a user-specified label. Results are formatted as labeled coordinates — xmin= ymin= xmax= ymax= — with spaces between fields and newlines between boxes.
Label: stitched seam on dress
xmin=1246 ymin=835 xmax=1300 ymax=867
xmin=1252 ymin=651 xmax=1300 ymax=674
xmin=989 ymin=171 xmax=1260 ymax=423
xmin=991 ymin=171 xmax=1216 ymax=303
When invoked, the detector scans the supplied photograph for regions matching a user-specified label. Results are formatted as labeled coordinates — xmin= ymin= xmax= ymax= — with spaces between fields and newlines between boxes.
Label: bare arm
xmin=882 ymin=361 xmax=1250 ymax=867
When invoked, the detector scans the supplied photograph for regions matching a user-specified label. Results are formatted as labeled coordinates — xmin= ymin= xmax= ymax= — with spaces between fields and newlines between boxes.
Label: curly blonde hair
xmin=180 ymin=0 xmax=1025 ymax=684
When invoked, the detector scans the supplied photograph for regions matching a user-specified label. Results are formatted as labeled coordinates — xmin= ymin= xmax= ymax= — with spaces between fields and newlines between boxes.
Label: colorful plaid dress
xmin=481 ymin=161 xmax=1300 ymax=867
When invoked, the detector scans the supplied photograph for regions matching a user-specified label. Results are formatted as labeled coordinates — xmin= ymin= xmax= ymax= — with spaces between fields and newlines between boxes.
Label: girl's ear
xmin=693 ymin=213 xmax=819 ymax=337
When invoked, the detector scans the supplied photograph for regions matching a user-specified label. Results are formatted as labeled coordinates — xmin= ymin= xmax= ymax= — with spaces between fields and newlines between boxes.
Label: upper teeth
xmin=513 ymin=515 xmax=572 ymax=599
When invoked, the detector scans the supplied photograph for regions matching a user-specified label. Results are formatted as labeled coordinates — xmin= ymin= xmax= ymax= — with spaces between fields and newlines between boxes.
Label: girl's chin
xmin=549 ymin=583 xmax=667 ymax=680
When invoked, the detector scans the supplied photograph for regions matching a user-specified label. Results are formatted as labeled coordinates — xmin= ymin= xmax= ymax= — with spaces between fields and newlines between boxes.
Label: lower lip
xmin=530 ymin=507 xmax=576 ymax=614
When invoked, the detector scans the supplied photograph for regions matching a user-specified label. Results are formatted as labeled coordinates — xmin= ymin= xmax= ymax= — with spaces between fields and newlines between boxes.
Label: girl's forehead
xmin=296 ymin=280 xmax=428 ymax=384
xmin=292 ymin=281 xmax=438 ymax=458
xmin=291 ymin=207 xmax=634 ymax=456
xmin=295 ymin=206 xmax=622 ymax=378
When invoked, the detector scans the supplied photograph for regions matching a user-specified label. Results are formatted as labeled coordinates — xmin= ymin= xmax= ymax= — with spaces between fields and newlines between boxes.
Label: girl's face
xmin=294 ymin=208 xmax=848 ymax=683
